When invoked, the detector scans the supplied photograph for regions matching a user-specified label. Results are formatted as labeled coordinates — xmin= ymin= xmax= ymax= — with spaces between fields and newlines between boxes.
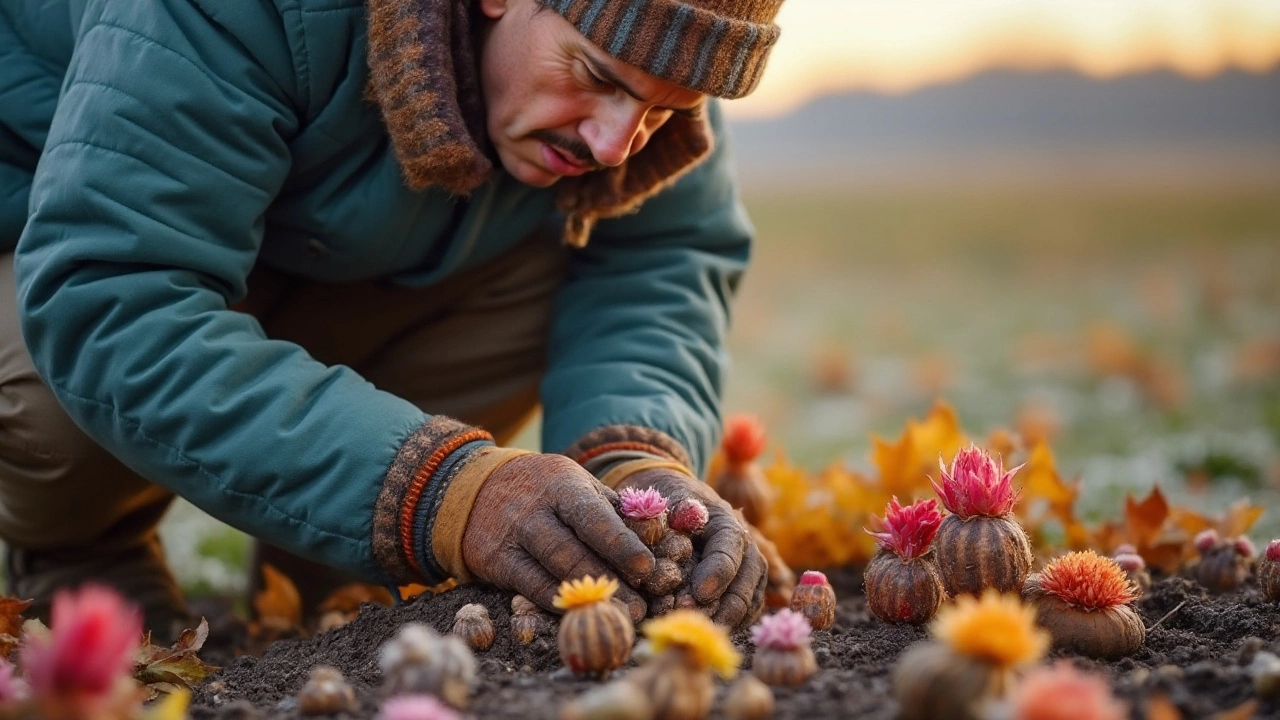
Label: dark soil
xmin=191 ymin=575 xmax=1280 ymax=720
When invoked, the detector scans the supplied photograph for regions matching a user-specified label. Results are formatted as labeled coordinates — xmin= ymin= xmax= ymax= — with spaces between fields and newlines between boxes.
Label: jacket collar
xmin=365 ymin=0 xmax=714 ymax=247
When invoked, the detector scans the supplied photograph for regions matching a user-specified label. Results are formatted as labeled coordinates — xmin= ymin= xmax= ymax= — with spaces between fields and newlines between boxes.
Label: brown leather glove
xmin=459 ymin=453 xmax=656 ymax=622
xmin=610 ymin=465 xmax=768 ymax=629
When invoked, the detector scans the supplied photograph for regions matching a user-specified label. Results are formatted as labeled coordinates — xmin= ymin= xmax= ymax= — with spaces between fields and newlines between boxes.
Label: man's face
xmin=478 ymin=0 xmax=707 ymax=188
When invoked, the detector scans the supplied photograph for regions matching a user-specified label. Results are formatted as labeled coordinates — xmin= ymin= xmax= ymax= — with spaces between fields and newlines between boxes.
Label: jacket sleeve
xmin=542 ymin=101 xmax=751 ymax=478
xmin=13 ymin=0 xmax=458 ymax=585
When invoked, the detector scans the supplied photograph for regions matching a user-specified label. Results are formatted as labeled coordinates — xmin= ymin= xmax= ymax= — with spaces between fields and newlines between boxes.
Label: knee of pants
xmin=0 ymin=373 xmax=161 ymax=549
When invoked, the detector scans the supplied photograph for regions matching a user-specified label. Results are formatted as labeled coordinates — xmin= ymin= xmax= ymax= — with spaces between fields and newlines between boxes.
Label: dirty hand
xmin=461 ymin=453 xmax=655 ymax=622
xmin=615 ymin=467 xmax=768 ymax=628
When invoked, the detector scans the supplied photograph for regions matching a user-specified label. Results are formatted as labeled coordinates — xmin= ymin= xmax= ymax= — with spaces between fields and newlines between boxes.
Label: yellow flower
xmin=931 ymin=590 xmax=1049 ymax=668
xmin=553 ymin=576 xmax=618 ymax=610
xmin=642 ymin=610 xmax=741 ymax=679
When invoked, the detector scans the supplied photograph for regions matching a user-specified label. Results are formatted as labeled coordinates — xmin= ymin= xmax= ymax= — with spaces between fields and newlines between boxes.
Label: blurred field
xmin=727 ymin=187 xmax=1280 ymax=535
xmin=159 ymin=186 xmax=1280 ymax=596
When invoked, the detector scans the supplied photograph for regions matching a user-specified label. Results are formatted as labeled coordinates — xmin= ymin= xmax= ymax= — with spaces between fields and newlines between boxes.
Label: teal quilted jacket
xmin=1 ymin=0 xmax=752 ymax=584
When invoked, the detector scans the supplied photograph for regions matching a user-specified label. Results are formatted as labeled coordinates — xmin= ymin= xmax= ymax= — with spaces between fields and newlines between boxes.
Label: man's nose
xmin=582 ymin=103 xmax=649 ymax=168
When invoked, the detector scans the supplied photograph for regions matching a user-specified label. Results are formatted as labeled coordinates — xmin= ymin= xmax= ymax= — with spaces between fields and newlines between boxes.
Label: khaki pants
xmin=0 ymin=233 xmax=568 ymax=623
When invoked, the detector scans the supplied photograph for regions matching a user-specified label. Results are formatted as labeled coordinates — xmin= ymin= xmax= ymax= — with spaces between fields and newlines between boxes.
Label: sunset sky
xmin=725 ymin=0 xmax=1280 ymax=119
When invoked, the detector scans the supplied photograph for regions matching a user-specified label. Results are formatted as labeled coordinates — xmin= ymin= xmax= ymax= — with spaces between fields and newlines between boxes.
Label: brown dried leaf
xmin=253 ymin=563 xmax=302 ymax=631
xmin=0 ymin=597 xmax=32 ymax=659
xmin=134 ymin=618 xmax=220 ymax=699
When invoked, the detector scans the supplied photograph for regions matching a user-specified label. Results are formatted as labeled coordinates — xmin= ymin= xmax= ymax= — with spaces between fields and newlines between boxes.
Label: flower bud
xmin=723 ymin=675 xmax=775 ymax=720
xmin=298 ymin=665 xmax=357 ymax=716
xmin=790 ymin=571 xmax=836 ymax=631
xmin=669 ymin=499 xmax=708 ymax=536
xmin=511 ymin=595 xmax=543 ymax=645
xmin=379 ymin=624 xmax=477 ymax=709
xmin=451 ymin=604 xmax=495 ymax=652
xmin=750 ymin=610 xmax=817 ymax=686
xmin=555 ymin=577 xmax=636 ymax=677
xmin=1259 ymin=539 xmax=1280 ymax=602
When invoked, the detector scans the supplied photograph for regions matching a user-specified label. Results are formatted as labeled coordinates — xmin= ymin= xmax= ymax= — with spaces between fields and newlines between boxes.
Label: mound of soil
xmin=192 ymin=576 xmax=1280 ymax=719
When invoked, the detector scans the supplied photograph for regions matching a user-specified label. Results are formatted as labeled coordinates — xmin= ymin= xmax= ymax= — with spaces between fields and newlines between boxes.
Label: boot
xmin=4 ymin=535 xmax=191 ymax=643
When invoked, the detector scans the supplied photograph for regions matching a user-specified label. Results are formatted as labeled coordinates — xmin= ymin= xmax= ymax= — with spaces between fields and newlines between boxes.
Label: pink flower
xmin=750 ymin=609 xmax=813 ymax=650
xmin=377 ymin=694 xmax=461 ymax=720
xmin=0 ymin=658 xmax=27 ymax=703
xmin=619 ymin=487 xmax=668 ymax=520
xmin=1267 ymin=539 xmax=1280 ymax=563
xmin=21 ymin=585 xmax=142 ymax=704
xmin=1194 ymin=529 xmax=1219 ymax=554
xmin=932 ymin=445 xmax=1022 ymax=518
xmin=1010 ymin=661 xmax=1126 ymax=720
xmin=669 ymin=498 xmax=709 ymax=535
xmin=1233 ymin=536 xmax=1256 ymax=558
xmin=799 ymin=570 xmax=829 ymax=587
xmin=1112 ymin=553 xmax=1146 ymax=572
xmin=866 ymin=497 xmax=943 ymax=559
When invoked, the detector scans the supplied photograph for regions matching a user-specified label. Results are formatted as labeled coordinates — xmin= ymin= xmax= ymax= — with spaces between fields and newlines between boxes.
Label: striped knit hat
xmin=540 ymin=0 xmax=785 ymax=99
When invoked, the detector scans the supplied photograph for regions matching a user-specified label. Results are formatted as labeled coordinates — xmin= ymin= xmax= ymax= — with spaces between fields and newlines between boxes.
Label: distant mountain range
xmin=724 ymin=68 xmax=1280 ymax=191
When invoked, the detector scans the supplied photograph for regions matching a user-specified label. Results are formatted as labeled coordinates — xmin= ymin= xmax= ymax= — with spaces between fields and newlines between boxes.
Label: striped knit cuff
xmin=373 ymin=416 xmax=494 ymax=585
xmin=431 ymin=446 xmax=532 ymax=582
xmin=598 ymin=457 xmax=696 ymax=490
xmin=540 ymin=0 xmax=783 ymax=98
xmin=561 ymin=424 xmax=694 ymax=471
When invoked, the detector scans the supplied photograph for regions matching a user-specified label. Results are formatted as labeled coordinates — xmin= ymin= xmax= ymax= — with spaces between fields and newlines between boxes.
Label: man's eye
xmin=582 ymin=65 xmax=611 ymax=89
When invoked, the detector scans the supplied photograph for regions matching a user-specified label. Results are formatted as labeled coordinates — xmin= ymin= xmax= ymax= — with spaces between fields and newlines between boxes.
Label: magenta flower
xmin=0 ymin=658 xmax=27 ymax=703
xmin=377 ymin=694 xmax=461 ymax=720
xmin=932 ymin=445 xmax=1022 ymax=518
xmin=21 ymin=584 xmax=142 ymax=707
xmin=619 ymin=487 xmax=668 ymax=520
xmin=799 ymin=570 xmax=828 ymax=587
xmin=669 ymin=498 xmax=709 ymax=534
xmin=866 ymin=497 xmax=943 ymax=559
xmin=750 ymin=609 xmax=813 ymax=651
xmin=1267 ymin=539 xmax=1280 ymax=563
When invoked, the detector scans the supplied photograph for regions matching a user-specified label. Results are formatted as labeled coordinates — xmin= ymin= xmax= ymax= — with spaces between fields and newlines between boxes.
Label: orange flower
xmin=1037 ymin=551 xmax=1140 ymax=610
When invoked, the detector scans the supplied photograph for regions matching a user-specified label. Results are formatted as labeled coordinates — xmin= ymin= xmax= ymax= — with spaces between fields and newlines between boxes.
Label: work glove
xmin=455 ymin=453 xmax=655 ymax=622
xmin=603 ymin=460 xmax=769 ymax=629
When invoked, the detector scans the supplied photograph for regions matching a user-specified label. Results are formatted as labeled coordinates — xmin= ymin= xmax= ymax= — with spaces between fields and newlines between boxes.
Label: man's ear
xmin=478 ymin=0 xmax=511 ymax=21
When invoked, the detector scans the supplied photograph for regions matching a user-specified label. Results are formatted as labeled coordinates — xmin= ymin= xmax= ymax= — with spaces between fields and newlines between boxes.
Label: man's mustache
xmin=530 ymin=130 xmax=602 ymax=170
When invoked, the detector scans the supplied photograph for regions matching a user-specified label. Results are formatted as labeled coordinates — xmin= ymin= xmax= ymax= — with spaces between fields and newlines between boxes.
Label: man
xmin=0 ymin=0 xmax=783 ymax=635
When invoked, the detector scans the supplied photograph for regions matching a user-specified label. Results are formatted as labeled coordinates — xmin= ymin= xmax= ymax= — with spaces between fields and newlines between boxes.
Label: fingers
xmin=500 ymin=549 xmax=567 ymax=614
xmin=689 ymin=506 xmax=748 ymax=604
xmin=521 ymin=514 xmax=648 ymax=623
xmin=555 ymin=483 xmax=656 ymax=587
xmin=711 ymin=542 xmax=768 ymax=629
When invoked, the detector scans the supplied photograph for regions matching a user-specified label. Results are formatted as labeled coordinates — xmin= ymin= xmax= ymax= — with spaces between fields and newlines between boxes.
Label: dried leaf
xmin=872 ymin=400 xmax=966 ymax=497
xmin=1125 ymin=486 xmax=1170 ymax=550
xmin=134 ymin=618 xmax=219 ymax=699
xmin=0 ymin=597 xmax=32 ymax=659
xmin=1218 ymin=500 xmax=1264 ymax=538
xmin=1146 ymin=695 xmax=1182 ymax=720
xmin=253 ymin=563 xmax=302 ymax=631
xmin=318 ymin=584 xmax=394 ymax=615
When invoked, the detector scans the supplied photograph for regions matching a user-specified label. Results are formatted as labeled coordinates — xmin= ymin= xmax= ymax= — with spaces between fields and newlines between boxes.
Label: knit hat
xmin=540 ymin=0 xmax=784 ymax=99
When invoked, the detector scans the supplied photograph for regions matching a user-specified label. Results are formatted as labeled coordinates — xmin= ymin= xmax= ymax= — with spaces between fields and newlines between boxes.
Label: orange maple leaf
xmin=252 ymin=563 xmax=302 ymax=633
xmin=0 ymin=596 xmax=32 ymax=660
xmin=872 ymin=400 xmax=966 ymax=498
